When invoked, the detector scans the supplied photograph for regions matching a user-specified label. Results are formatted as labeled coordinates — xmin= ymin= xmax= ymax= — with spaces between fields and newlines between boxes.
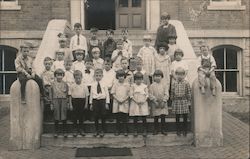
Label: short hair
xmin=157 ymin=42 xmax=169 ymax=52
xmin=153 ymin=70 xmax=164 ymax=78
xmin=120 ymin=56 xmax=128 ymax=63
xmin=104 ymin=57 xmax=112 ymax=64
xmin=73 ymin=70 xmax=82 ymax=78
xmin=94 ymin=68 xmax=103 ymax=75
xmin=90 ymin=27 xmax=98 ymax=33
xmin=174 ymin=49 xmax=184 ymax=57
xmin=74 ymin=23 xmax=82 ymax=29
xmin=106 ymin=29 xmax=114 ymax=35
xmin=74 ymin=49 xmax=85 ymax=55
xmin=161 ymin=12 xmax=171 ymax=20
xmin=44 ymin=57 xmax=52 ymax=63
xmin=55 ymin=49 xmax=65 ymax=54
xmin=116 ymin=69 xmax=126 ymax=79
xmin=84 ymin=57 xmax=93 ymax=63
xmin=54 ymin=68 xmax=65 ymax=77
xmin=91 ymin=47 xmax=100 ymax=53
xmin=175 ymin=67 xmax=185 ymax=75
xmin=134 ymin=72 xmax=143 ymax=80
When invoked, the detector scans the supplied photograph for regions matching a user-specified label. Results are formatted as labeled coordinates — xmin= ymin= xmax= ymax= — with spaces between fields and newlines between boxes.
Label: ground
xmin=0 ymin=103 xmax=249 ymax=159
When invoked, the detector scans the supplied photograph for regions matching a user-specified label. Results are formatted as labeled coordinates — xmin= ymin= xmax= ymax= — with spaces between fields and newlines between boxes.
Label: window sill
xmin=0 ymin=2 xmax=21 ymax=11
xmin=207 ymin=5 xmax=246 ymax=11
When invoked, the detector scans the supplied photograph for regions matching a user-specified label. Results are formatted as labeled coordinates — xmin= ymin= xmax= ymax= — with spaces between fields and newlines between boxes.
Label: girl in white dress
xmin=111 ymin=69 xmax=130 ymax=136
xmin=129 ymin=72 xmax=149 ymax=137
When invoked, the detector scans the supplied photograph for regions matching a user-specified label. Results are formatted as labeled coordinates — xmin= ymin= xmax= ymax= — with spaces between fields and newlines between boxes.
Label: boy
xmin=92 ymin=47 xmax=104 ymax=70
xmin=63 ymin=60 xmax=75 ymax=87
xmin=72 ymin=49 xmax=86 ymax=74
xmin=155 ymin=12 xmax=177 ymax=49
xmin=57 ymin=33 xmax=74 ymax=61
xmin=70 ymin=23 xmax=88 ymax=60
xmin=52 ymin=49 xmax=65 ymax=71
xmin=198 ymin=44 xmax=217 ymax=95
xmin=15 ymin=41 xmax=44 ymax=103
xmin=88 ymin=27 xmax=103 ymax=59
xmin=121 ymin=28 xmax=133 ymax=58
xmin=137 ymin=35 xmax=156 ymax=82
xmin=69 ymin=70 xmax=89 ymax=137
xmin=111 ymin=39 xmax=129 ymax=71
xmin=90 ymin=69 xmax=110 ymax=137
xmin=103 ymin=29 xmax=117 ymax=59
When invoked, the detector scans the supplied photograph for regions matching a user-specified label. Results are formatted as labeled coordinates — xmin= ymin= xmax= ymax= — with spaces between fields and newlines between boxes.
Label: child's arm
xmin=104 ymin=86 xmax=110 ymax=110
xmin=84 ymin=85 xmax=89 ymax=109
xmin=185 ymin=82 xmax=192 ymax=106
xmin=68 ymin=95 xmax=73 ymax=110
xmin=50 ymin=84 xmax=54 ymax=110
xmin=111 ymin=50 xmax=120 ymax=62
xmin=89 ymin=85 xmax=93 ymax=110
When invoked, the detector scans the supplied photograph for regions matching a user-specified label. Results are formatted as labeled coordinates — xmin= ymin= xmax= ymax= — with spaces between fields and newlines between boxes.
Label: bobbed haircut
xmin=153 ymin=69 xmax=164 ymax=78
xmin=73 ymin=70 xmax=82 ymax=78
xmin=116 ymin=69 xmax=126 ymax=79
xmin=74 ymin=23 xmax=82 ymax=29
xmin=174 ymin=49 xmax=184 ymax=57
xmin=134 ymin=72 xmax=143 ymax=80
xmin=54 ymin=68 xmax=65 ymax=77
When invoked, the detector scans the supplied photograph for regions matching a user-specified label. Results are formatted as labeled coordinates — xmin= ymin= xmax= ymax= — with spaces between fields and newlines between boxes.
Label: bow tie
xmin=85 ymin=70 xmax=90 ymax=74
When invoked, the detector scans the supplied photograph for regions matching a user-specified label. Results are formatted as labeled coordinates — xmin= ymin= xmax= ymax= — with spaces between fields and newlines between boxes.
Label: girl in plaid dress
xmin=170 ymin=67 xmax=191 ymax=137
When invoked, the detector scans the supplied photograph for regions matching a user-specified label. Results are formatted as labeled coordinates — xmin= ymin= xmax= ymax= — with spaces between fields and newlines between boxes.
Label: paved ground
xmin=0 ymin=109 xmax=249 ymax=159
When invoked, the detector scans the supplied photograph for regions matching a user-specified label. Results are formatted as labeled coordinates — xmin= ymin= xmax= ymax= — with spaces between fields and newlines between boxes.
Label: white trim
xmin=208 ymin=0 xmax=246 ymax=10
xmin=0 ymin=1 xmax=21 ymax=11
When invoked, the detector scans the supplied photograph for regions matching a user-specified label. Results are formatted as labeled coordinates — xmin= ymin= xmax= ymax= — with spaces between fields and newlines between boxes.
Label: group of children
xmin=15 ymin=12 xmax=217 ymax=139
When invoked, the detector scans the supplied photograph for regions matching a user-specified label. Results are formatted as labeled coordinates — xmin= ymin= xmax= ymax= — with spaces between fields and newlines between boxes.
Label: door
xmin=116 ymin=0 xmax=146 ymax=29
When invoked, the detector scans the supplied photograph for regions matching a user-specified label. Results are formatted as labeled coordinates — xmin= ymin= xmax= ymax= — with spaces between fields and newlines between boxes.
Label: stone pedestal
xmin=9 ymin=80 xmax=42 ymax=150
xmin=192 ymin=78 xmax=223 ymax=147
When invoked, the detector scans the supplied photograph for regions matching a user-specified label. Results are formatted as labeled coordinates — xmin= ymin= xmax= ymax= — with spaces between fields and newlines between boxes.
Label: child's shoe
xmin=80 ymin=131 xmax=86 ymax=137
xmin=161 ymin=130 xmax=168 ymax=136
xmin=153 ymin=130 xmax=158 ymax=135
xmin=124 ymin=131 xmax=128 ymax=136
xmin=114 ymin=131 xmax=120 ymax=136
xmin=176 ymin=131 xmax=181 ymax=136
xmin=53 ymin=133 xmax=58 ymax=138
xmin=201 ymin=87 xmax=205 ymax=94
xmin=63 ymin=133 xmax=68 ymax=138
xmin=183 ymin=131 xmax=187 ymax=137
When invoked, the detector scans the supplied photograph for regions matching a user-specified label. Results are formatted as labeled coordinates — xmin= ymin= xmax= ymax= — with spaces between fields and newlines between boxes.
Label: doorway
xmin=85 ymin=0 xmax=116 ymax=30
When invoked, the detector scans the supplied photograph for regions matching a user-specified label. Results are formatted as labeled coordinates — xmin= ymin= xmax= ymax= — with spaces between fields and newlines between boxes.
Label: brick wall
xmin=160 ymin=0 xmax=250 ymax=30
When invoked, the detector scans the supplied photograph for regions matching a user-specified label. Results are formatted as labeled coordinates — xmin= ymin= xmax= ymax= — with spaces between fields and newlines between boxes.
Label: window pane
xmin=213 ymin=48 xmax=224 ymax=69
xmin=225 ymin=71 xmax=237 ymax=92
xmin=132 ymin=0 xmax=141 ymax=7
xmin=5 ymin=74 xmax=17 ymax=94
xmin=0 ymin=74 xmax=3 ymax=94
xmin=215 ymin=71 xmax=224 ymax=91
xmin=0 ymin=48 xmax=2 ymax=71
xmin=119 ymin=0 xmax=128 ymax=7
xmin=4 ymin=48 xmax=16 ymax=71
xmin=226 ymin=48 xmax=237 ymax=69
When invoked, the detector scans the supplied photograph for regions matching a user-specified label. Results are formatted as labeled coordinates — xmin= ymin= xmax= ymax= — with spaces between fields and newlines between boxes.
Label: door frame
xmin=70 ymin=0 xmax=160 ymax=31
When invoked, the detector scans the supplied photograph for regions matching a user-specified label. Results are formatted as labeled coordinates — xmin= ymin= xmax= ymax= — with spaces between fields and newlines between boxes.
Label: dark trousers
xmin=154 ymin=115 xmax=166 ymax=132
xmin=18 ymin=72 xmax=44 ymax=101
xmin=176 ymin=114 xmax=188 ymax=133
xmin=115 ymin=112 xmax=129 ymax=133
xmin=72 ymin=98 xmax=86 ymax=132
xmin=54 ymin=120 xmax=67 ymax=134
xmin=93 ymin=99 xmax=107 ymax=133
xmin=133 ymin=116 xmax=147 ymax=132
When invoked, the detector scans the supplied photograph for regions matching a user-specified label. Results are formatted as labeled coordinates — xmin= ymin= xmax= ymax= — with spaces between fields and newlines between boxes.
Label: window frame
xmin=212 ymin=46 xmax=242 ymax=96
xmin=207 ymin=0 xmax=246 ymax=10
xmin=0 ymin=0 xmax=21 ymax=11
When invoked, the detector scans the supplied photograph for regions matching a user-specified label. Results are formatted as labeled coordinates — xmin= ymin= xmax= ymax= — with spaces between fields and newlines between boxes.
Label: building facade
xmin=0 ymin=0 xmax=249 ymax=103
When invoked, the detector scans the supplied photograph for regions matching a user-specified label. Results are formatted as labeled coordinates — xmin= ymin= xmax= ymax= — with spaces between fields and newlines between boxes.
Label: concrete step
xmin=41 ymin=133 xmax=193 ymax=148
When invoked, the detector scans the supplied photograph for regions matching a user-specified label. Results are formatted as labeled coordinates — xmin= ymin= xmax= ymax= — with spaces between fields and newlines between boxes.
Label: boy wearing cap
xmin=70 ymin=23 xmax=88 ymax=60
xmin=52 ymin=49 xmax=66 ymax=71
xmin=57 ymin=33 xmax=74 ymax=61
xmin=103 ymin=29 xmax=117 ymax=59
xmin=72 ymin=49 xmax=86 ymax=74
xmin=15 ymin=41 xmax=44 ymax=103
xmin=88 ymin=27 xmax=103 ymax=59
xmin=137 ymin=35 xmax=157 ymax=82
xmin=155 ymin=12 xmax=177 ymax=49
xmin=121 ymin=28 xmax=133 ymax=58
xmin=111 ymin=39 xmax=129 ymax=71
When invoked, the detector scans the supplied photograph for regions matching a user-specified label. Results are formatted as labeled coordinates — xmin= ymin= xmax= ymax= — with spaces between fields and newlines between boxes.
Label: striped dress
xmin=170 ymin=79 xmax=191 ymax=114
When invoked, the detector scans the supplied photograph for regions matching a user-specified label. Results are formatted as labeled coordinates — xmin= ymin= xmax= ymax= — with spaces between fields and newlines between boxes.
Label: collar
xmin=134 ymin=69 xmax=146 ymax=74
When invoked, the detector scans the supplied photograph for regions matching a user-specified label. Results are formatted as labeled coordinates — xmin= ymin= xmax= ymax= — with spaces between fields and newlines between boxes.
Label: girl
xmin=52 ymin=49 xmax=65 ymax=71
xmin=129 ymin=72 xmax=149 ymax=137
xmin=149 ymin=70 xmax=169 ymax=135
xmin=111 ymin=69 xmax=130 ymax=136
xmin=121 ymin=57 xmax=134 ymax=85
xmin=133 ymin=57 xmax=150 ymax=86
xmin=170 ymin=67 xmax=191 ymax=137
xmin=167 ymin=36 xmax=179 ymax=62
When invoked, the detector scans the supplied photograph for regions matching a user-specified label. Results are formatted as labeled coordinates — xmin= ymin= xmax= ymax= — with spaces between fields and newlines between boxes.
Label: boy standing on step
xmin=103 ymin=29 xmax=117 ymax=59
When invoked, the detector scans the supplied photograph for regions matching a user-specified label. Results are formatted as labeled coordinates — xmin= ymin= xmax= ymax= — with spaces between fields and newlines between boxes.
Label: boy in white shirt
xmin=72 ymin=49 xmax=86 ymax=74
xmin=121 ymin=28 xmax=133 ymax=58
xmin=52 ymin=49 xmax=65 ymax=71
xmin=92 ymin=47 xmax=104 ymax=70
xmin=63 ymin=60 xmax=75 ymax=87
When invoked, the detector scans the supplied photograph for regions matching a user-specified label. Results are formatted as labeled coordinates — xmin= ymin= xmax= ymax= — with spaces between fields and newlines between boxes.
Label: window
xmin=119 ymin=0 xmax=128 ymax=7
xmin=0 ymin=46 xmax=17 ymax=94
xmin=132 ymin=0 xmax=141 ymax=7
xmin=208 ymin=0 xmax=246 ymax=10
xmin=0 ymin=0 xmax=21 ymax=10
xmin=212 ymin=46 xmax=242 ymax=94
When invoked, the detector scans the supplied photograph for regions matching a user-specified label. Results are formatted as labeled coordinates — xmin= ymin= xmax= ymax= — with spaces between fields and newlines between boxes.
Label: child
xmin=111 ymin=69 xmax=130 ymax=136
xmin=111 ymin=39 xmax=129 ymax=71
xmin=137 ymin=35 xmax=156 ymax=82
xmin=70 ymin=23 xmax=88 ymax=60
xmin=133 ymin=57 xmax=150 ymax=86
xmin=102 ymin=58 xmax=116 ymax=91
xmin=154 ymin=44 xmax=171 ymax=87
xmin=69 ymin=70 xmax=89 ymax=137
xmin=129 ymin=72 xmax=149 ymax=137
xmin=121 ymin=57 xmax=134 ymax=85
xmin=90 ymin=69 xmax=110 ymax=137
xmin=15 ymin=41 xmax=44 ymax=103
xmin=198 ymin=44 xmax=217 ymax=95
xmin=170 ymin=67 xmax=191 ymax=137
xmin=167 ymin=36 xmax=179 ymax=62
xmin=149 ymin=70 xmax=169 ymax=135
xmin=51 ymin=69 xmax=69 ymax=138
xmin=52 ymin=49 xmax=65 ymax=71
xmin=63 ymin=60 xmax=75 ymax=87
xmin=72 ymin=49 xmax=86 ymax=74
xmin=41 ymin=57 xmax=54 ymax=121
xmin=57 ymin=33 xmax=74 ymax=61
xmin=92 ymin=47 xmax=104 ymax=70
xmin=170 ymin=49 xmax=188 ymax=81
xmin=103 ymin=29 xmax=117 ymax=59
xmin=88 ymin=27 xmax=103 ymax=59
xmin=121 ymin=28 xmax=133 ymax=58
xmin=155 ymin=12 xmax=177 ymax=48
